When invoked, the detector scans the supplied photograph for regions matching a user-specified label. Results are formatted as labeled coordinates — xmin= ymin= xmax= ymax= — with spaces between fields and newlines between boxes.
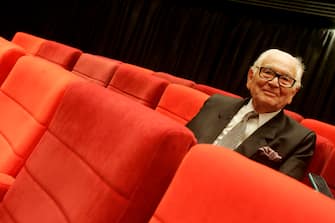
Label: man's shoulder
xmin=281 ymin=113 xmax=316 ymax=137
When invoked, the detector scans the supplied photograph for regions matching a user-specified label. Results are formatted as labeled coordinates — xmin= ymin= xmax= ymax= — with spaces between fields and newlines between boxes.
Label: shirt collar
xmin=243 ymin=99 xmax=281 ymax=126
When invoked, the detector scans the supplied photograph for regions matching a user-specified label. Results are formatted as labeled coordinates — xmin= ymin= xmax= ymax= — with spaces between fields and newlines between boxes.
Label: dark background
xmin=2 ymin=0 xmax=335 ymax=124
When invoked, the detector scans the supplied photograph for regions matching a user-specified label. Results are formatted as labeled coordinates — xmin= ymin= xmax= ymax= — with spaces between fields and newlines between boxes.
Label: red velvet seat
xmin=0 ymin=37 xmax=10 ymax=45
xmin=302 ymin=134 xmax=335 ymax=194
xmin=154 ymin=72 xmax=196 ymax=87
xmin=194 ymin=83 xmax=242 ymax=98
xmin=301 ymin=118 xmax=335 ymax=146
xmin=0 ymin=42 xmax=26 ymax=85
xmin=0 ymin=82 xmax=196 ymax=222
xmin=0 ymin=55 xmax=80 ymax=177
xmin=36 ymin=40 xmax=82 ymax=70
xmin=283 ymin=109 xmax=304 ymax=122
xmin=301 ymin=118 xmax=335 ymax=195
xmin=150 ymin=144 xmax=335 ymax=223
xmin=72 ymin=53 xmax=122 ymax=87
xmin=155 ymin=84 xmax=209 ymax=125
xmin=11 ymin=32 xmax=46 ymax=55
xmin=108 ymin=63 xmax=169 ymax=108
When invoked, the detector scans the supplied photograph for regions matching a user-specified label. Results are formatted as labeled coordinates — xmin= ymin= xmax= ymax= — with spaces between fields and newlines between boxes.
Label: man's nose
xmin=268 ymin=76 xmax=280 ymax=87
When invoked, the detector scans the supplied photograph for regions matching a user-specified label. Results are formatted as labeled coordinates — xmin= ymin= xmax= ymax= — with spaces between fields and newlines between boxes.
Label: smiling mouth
xmin=263 ymin=90 xmax=278 ymax=97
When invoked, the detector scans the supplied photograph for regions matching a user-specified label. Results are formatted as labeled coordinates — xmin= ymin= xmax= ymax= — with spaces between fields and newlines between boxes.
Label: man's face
xmin=246 ymin=53 xmax=300 ymax=113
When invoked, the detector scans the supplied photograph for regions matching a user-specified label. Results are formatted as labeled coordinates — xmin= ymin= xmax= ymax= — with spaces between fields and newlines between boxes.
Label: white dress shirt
xmin=213 ymin=99 xmax=280 ymax=148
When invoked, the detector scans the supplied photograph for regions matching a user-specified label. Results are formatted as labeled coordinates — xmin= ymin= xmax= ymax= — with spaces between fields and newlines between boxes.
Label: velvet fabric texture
xmin=155 ymin=84 xmax=209 ymax=125
xmin=108 ymin=63 xmax=169 ymax=108
xmin=72 ymin=53 xmax=122 ymax=87
xmin=0 ymin=55 xmax=80 ymax=176
xmin=151 ymin=144 xmax=335 ymax=223
xmin=0 ymin=82 xmax=196 ymax=222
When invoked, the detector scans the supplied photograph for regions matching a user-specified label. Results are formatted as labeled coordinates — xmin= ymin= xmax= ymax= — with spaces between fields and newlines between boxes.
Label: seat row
xmin=0 ymin=31 xmax=334 ymax=221
xmin=16 ymin=32 xmax=335 ymax=190
xmin=2 ymin=32 xmax=335 ymax=190
xmin=0 ymin=79 xmax=333 ymax=222
xmin=1 ymin=31 xmax=335 ymax=190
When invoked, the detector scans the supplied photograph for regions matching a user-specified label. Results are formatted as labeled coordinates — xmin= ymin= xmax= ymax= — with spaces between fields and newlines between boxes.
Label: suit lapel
xmin=197 ymin=97 xmax=248 ymax=143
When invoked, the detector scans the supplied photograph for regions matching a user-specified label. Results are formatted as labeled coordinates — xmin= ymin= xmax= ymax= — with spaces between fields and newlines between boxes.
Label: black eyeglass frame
xmin=256 ymin=66 xmax=297 ymax=88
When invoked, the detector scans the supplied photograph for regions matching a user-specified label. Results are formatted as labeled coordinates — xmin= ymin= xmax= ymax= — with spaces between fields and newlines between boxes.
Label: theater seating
xmin=283 ymin=109 xmax=304 ymax=122
xmin=108 ymin=63 xmax=169 ymax=108
xmin=154 ymin=72 xmax=196 ymax=87
xmin=0 ymin=82 xmax=196 ymax=223
xmin=301 ymin=118 xmax=335 ymax=195
xmin=0 ymin=42 xmax=26 ymax=85
xmin=302 ymin=134 xmax=335 ymax=194
xmin=11 ymin=31 xmax=46 ymax=55
xmin=35 ymin=40 xmax=82 ymax=70
xmin=0 ymin=37 xmax=10 ymax=45
xmin=301 ymin=118 xmax=335 ymax=146
xmin=150 ymin=144 xmax=335 ymax=223
xmin=156 ymin=84 xmax=209 ymax=125
xmin=72 ymin=53 xmax=122 ymax=87
xmin=0 ymin=31 xmax=333 ymax=221
xmin=195 ymin=83 xmax=242 ymax=98
xmin=0 ymin=55 xmax=80 ymax=177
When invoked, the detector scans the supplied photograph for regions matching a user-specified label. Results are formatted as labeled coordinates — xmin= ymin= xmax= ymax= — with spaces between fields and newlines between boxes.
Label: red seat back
xmin=108 ymin=63 xmax=169 ymax=108
xmin=0 ymin=82 xmax=196 ymax=223
xmin=11 ymin=32 xmax=46 ymax=55
xmin=150 ymin=144 xmax=335 ymax=223
xmin=301 ymin=118 xmax=335 ymax=195
xmin=0 ymin=55 xmax=80 ymax=176
xmin=72 ymin=53 xmax=122 ymax=87
xmin=283 ymin=109 xmax=304 ymax=122
xmin=36 ymin=40 xmax=82 ymax=70
xmin=194 ymin=83 xmax=242 ymax=98
xmin=156 ymin=84 xmax=209 ymax=125
xmin=154 ymin=72 xmax=196 ymax=87
xmin=0 ymin=43 xmax=26 ymax=85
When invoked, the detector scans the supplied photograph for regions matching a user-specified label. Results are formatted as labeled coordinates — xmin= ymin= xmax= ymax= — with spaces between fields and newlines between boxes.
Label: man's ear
xmin=246 ymin=68 xmax=254 ymax=89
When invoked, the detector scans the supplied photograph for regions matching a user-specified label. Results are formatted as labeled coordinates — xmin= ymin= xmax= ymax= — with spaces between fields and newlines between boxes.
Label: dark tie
xmin=215 ymin=111 xmax=259 ymax=149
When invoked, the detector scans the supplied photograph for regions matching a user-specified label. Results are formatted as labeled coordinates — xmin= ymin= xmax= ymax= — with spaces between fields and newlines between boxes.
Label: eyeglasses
xmin=256 ymin=66 xmax=297 ymax=88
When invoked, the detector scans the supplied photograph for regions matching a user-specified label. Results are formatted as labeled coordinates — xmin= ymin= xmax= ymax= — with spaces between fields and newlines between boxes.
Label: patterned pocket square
xmin=258 ymin=146 xmax=282 ymax=162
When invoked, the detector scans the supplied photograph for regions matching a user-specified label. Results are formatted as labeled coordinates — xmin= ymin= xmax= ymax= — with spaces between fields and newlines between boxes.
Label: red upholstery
xmin=154 ymin=72 xmax=196 ymax=87
xmin=11 ymin=32 xmax=46 ymax=55
xmin=108 ymin=63 xmax=169 ymax=108
xmin=301 ymin=118 xmax=335 ymax=195
xmin=72 ymin=53 xmax=122 ymax=87
xmin=0 ymin=82 xmax=196 ymax=223
xmin=321 ymin=153 xmax=335 ymax=196
xmin=0 ymin=43 xmax=26 ymax=85
xmin=0 ymin=55 xmax=80 ymax=177
xmin=156 ymin=84 xmax=209 ymax=125
xmin=194 ymin=83 xmax=242 ymax=98
xmin=302 ymin=135 xmax=334 ymax=180
xmin=301 ymin=118 xmax=335 ymax=146
xmin=150 ymin=144 xmax=335 ymax=223
xmin=283 ymin=109 xmax=304 ymax=122
xmin=0 ymin=37 xmax=9 ymax=45
xmin=36 ymin=40 xmax=82 ymax=70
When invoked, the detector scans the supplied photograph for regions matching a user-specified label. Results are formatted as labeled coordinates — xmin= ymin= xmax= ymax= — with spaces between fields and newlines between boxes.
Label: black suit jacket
xmin=186 ymin=94 xmax=316 ymax=180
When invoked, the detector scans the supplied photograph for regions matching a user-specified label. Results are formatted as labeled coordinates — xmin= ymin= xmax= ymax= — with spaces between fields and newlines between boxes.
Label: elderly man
xmin=187 ymin=49 xmax=315 ymax=180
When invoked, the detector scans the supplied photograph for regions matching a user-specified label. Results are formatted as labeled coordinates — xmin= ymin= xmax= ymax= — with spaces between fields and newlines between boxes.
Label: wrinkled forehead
xmin=261 ymin=53 xmax=298 ymax=78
